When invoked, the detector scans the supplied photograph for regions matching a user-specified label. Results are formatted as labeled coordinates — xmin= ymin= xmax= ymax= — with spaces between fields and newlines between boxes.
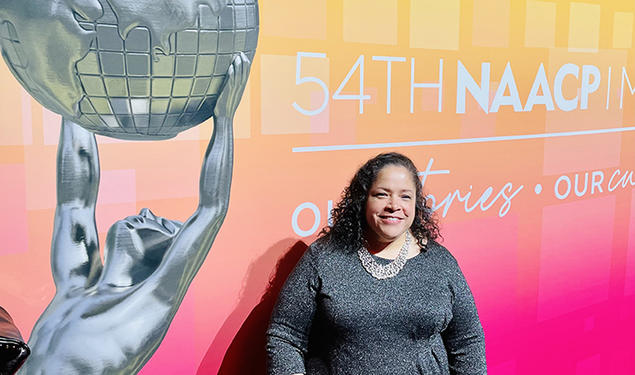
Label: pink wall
xmin=1 ymin=1 xmax=634 ymax=374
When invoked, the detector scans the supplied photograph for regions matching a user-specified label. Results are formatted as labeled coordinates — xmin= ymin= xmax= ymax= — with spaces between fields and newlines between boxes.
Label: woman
xmin=266 ymin=152 xmax=486 ymax=375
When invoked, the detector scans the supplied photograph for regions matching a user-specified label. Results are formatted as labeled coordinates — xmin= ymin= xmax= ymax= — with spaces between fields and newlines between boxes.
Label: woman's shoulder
xmin=424 ymin=239 xmax=460 ymax=267
xmin=307 ymin=236 xmax=343 ymax=258
xmin=304 ymin=236 xmax=353 ymax=267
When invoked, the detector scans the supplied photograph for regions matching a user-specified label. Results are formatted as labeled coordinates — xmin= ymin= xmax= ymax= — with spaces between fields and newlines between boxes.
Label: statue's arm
xmin=147 ymin=53 xmax=250 ymax=300
xmin=51 ymin=119 xmax=103 ymax=293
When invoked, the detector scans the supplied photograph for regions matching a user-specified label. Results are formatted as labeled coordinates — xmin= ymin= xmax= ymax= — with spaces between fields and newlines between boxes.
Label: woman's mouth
xmin=379 ymin=216 xmax=402 ymax=223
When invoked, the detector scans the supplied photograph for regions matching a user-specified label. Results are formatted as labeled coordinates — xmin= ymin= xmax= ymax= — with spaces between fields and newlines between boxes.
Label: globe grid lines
xmin=76 ymin=0 xmax=256 ymax=135
xmin=0 ymin=0 xmax=258 ymax=139
xmin=65 ymin=0 xmax=257 ymax=139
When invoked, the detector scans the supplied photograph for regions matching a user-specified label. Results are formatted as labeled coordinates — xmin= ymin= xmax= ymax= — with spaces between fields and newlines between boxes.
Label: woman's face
xmin=364 ymin=164 xmax=417 ymax=245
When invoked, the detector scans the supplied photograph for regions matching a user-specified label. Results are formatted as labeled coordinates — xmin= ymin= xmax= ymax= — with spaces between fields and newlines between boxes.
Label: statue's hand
xmin=213 ymin=52 xmax=251 ymax=120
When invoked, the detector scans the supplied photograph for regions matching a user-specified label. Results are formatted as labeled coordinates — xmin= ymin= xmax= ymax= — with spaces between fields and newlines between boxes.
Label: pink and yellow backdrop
xmin=1 ymin=0 xmax=634 ymax=374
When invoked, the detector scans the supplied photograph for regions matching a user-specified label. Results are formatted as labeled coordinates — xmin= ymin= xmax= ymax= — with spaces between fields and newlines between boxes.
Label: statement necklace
xmin=357 ymin=232 xmax=412 ymax=280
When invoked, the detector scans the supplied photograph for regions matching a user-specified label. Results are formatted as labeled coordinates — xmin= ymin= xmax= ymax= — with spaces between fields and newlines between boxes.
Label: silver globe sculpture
xmin=0 ymin=1 xmax=257 ymax=373
xmin=0 ymin=0 xmax=258 ymax=140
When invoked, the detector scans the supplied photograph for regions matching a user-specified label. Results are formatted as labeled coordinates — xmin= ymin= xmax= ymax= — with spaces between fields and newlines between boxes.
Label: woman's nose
xmin=385 ymin=198 xmax=397 ymax=211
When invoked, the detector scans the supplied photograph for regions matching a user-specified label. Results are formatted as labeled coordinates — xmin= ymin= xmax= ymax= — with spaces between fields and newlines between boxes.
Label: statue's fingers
xmin=225 ymin=63 xmax=235 ymax=94
xmin=239 ymin=52 xmax=250 ymax=85
xmin=233 ymin=53 xmax=243 ymax=82
xmin=228 ymin=63 xmax=235 ymax=82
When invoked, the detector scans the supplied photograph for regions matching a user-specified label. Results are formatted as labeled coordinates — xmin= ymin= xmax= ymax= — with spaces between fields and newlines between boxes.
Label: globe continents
xmin=0 ymin=0 xmax=258 ymax=140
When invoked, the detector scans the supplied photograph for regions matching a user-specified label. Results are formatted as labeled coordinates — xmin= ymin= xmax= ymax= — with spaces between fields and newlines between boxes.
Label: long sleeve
xmin=266 ymin=245 xmax=321 ymax=375
xmin=441 ymin=256 xmax=487 ymax=375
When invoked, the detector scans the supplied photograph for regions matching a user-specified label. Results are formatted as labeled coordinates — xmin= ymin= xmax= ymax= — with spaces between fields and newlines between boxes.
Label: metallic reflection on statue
xmin=0 ymin=0 xmax=258 ymax=373
xmin=0 ymin=0 xmax=258 ymax=140
xmin=18 ymin=54 xmax=250 ymax=375
xmin=0 ymin=307 xmax=30 ymax=375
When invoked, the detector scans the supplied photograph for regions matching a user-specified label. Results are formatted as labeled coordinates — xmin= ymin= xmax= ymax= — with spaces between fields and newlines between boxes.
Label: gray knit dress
xmin=266 ymin=239 xmax=487 ymax=375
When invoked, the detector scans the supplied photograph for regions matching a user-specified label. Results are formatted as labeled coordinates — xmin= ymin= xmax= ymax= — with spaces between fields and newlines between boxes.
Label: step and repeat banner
xmin=1 ymin=0 xmax=634 ymax=374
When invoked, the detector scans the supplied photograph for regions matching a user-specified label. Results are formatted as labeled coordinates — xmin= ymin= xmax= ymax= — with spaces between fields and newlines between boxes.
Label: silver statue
xmin=0 ymin=0 xmax=259 ymax=373
xmin=0 ymin=0 xmax=258 ymax=139
xmin=19 ymin=54 xmax=251 ymax=374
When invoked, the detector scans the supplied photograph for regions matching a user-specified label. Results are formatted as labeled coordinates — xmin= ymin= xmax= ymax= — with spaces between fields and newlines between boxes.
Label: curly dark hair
xmin=319 ymin=152 xmax=440 ymax=252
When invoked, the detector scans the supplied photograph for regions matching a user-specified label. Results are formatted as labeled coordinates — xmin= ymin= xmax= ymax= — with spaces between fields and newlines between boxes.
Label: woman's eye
xmin=375 ymin=192 xmax=387 ymax=197
xmin=402 ymin=195 xmax=411 ymax=199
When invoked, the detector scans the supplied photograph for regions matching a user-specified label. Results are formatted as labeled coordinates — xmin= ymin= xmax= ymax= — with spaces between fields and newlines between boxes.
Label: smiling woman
xmin=364 ymin=164 xmax=417 ymax=247
xmin=266 ymin=152 xmax=487 ymax=375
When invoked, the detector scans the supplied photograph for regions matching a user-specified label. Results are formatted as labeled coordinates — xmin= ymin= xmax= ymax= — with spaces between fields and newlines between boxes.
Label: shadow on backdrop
xmin=197 ymin=239 xmax=309 ymax=374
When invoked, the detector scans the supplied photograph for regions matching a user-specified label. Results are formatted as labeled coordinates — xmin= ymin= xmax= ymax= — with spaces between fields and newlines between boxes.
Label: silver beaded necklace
xmin=357 ymin=232 xmax=412 ymax=280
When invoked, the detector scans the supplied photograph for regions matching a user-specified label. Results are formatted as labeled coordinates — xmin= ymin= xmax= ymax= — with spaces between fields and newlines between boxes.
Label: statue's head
xmin=101 ymin=208 xmax=183 ymax=287
xmin=0 ymin=0 xmax=258 ymax=140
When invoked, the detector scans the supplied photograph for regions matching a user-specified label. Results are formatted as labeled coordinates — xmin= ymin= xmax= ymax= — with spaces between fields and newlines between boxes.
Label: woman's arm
xmin=266 ymin=245 xmax=321 ymax=375
xmin=441 ymin=255 xmax=487 ymax=375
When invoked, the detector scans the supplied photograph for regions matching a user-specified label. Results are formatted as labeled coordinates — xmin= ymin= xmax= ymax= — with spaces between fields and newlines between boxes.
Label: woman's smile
xmin=378 ymin=215 xmax=404 ymax=223
xmin=365 ymin=164 xmax=417 ymax=246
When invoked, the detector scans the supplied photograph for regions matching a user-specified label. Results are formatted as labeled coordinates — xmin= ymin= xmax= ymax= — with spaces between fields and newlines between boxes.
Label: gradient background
xmin=1 ymin=0 xmax=634 ymax=374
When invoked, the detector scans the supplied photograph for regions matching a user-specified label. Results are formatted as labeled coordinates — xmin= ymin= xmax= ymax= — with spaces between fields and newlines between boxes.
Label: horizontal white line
xmin=417 ymin=170 xmax=450 ymax=176
xmin=292 ymin=126 xmax=635 ymax=153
